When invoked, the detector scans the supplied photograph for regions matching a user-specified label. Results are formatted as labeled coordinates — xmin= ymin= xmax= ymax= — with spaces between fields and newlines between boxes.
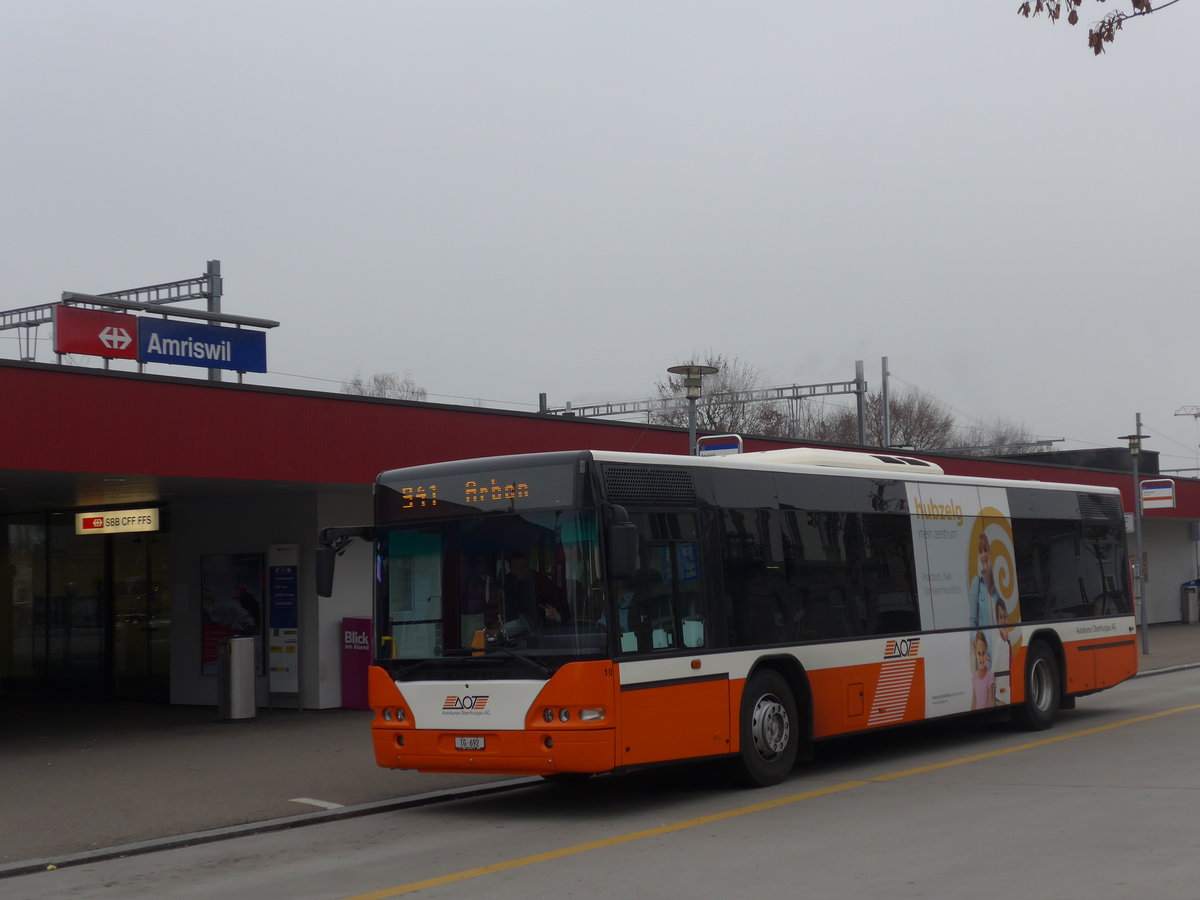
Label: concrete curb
xmin=0 ymin=776 xmax=539 ymax=880
xmin=1134 ymin=662 xmax=1200 ymax=678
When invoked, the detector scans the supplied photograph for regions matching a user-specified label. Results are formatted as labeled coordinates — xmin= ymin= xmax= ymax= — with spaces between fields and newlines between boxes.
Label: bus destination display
xmin=378 ymin=463 xmax=578 ymax=521
xmin=397 ymin=477 xmax=530 ymax=509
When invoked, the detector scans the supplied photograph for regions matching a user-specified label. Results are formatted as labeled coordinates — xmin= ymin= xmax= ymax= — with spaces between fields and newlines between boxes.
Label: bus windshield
xmin=378 ymin=509 xmax=606 ymax=664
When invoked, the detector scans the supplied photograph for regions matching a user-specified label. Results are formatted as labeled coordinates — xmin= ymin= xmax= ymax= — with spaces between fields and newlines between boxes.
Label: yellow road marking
xmin=341 ymin=782 xmax=865 ymax=900
xmin=871 ymin=703 xmax=1200 ymax=781
xmin=342 ymin=703 xmax=1200 ymax=900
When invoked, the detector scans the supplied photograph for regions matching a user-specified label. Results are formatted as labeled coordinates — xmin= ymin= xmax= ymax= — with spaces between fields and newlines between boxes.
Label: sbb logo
xmin=82 ymin=517 xmax=105 ymax=530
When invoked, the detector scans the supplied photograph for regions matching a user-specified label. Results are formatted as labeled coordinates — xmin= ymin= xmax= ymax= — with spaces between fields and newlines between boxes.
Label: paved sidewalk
xmin=1128 ymin=621 xmax=1200 ymax=671
xmin=2 ymin=623 xmax=1198 ymax=875
xmin=0 ymin=701 xmax=513 ymax=872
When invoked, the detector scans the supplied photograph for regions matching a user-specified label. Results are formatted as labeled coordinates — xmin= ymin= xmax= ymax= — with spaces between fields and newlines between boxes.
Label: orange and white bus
xmin=317 ymin=447 xmax=1138 ymax=786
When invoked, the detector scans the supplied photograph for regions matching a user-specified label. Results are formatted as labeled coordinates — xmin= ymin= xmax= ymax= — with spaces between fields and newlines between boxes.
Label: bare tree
xmin=946 ymin=417 xmax=1040 ymax=455
xmin=651 ymin=353 xmax=790 ymax=436
xmin=649 ymin=357 xmax=1023 ymax=453
xmin=342 ymin=371 xmax=428 ymax=401
xmin=1017 ymin=0 xmax=1181 ymax=55
xmin=803 ymin=389 xmax=956 ymax=449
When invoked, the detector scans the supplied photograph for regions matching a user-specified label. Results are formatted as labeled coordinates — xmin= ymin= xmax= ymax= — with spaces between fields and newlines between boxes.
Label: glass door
xmin=112 ymin=533 xmax=170 ymax=700
xmin=1 ymin=518 xmax=46 ymax=693
xmin=2 ymin=515 xmax=171 ymax=700
xmin=44 ymin=515 xmax=107 ymax=696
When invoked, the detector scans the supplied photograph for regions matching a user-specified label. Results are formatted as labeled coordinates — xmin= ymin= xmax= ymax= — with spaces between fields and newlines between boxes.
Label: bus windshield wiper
xmin=482 ymin=644 xmax=550 ymax=677
xmin=391 ymin=649 xmax=548 ymax=680
xmin=393 ymin=658 xmax=446 ymax=679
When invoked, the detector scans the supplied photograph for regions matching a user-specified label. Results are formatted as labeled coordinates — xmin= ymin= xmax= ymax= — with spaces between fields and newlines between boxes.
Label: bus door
xmin=615 ymin=512 xmax=729 ymax=766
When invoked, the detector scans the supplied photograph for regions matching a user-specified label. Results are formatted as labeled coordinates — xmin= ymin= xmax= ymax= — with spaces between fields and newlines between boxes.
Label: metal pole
xmin=1133 ymin=413 xmax=1149 ymax=654
xmin=855 ymin=359 xmax=866 ymax=446
xmin=687 ymin=397 xmax=697 ymax=455
xmin=881 ymin=356 xmax=891 ymax=447
xmin=206 ymin=260 xmax=222 ymax=383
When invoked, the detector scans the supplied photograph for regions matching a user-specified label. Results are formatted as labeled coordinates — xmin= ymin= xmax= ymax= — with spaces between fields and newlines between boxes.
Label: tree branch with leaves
xmin=1017 ymin=0 xmax=1182 ymax=55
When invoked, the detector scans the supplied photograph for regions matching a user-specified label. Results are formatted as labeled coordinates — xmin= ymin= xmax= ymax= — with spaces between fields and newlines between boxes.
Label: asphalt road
xmin=9 ymin=667 xmax=1200 ymax=900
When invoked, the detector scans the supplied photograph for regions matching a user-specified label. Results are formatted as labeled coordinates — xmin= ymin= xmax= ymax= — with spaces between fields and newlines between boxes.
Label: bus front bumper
xmin=371 ymin=726 xmax=617 ymax=775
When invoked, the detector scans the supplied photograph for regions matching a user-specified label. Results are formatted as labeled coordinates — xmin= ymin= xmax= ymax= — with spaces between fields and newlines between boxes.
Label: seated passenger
xmin=504 ymin=553 xmax=569 ymax=628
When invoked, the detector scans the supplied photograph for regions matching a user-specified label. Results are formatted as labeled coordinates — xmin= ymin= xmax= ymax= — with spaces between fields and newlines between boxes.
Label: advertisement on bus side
xmin=906 ymin=484 xmax=1023 ymax=717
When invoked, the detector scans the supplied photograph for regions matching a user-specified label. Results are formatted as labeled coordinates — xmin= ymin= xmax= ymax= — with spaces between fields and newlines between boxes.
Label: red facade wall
xmin=5 ymin=362 xmax=780 ymax=485
xmin=7 ymin=360 xmax=1199 ymax=520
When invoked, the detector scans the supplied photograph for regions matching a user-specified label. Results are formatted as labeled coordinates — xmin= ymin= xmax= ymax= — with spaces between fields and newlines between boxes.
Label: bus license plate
xmin=455 ymin=736 xmax=485 ymax=751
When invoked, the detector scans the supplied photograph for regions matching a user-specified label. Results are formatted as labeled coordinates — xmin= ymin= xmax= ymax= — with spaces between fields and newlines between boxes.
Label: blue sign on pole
xmin=269 ymin=564 xmax=299 ymax=629
xmin=139 ymin=318 xmax=267 ymax=372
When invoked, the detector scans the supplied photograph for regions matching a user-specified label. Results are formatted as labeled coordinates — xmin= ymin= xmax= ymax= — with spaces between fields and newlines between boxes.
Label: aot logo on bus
xmin=443 ymin=695 xmax=490 ymax=711
xmin=884 ymin=638 xmax=921 ymax=660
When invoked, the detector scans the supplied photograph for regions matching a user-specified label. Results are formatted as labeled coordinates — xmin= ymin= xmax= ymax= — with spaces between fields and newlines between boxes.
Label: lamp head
xmin=667 ymin=364 xmax=719 ymax=400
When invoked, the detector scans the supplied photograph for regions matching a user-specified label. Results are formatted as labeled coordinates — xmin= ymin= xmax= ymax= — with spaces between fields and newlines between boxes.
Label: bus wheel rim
xmin=1030 ymin=658 xmax=1051 ymax=710
xmin=751 ymin=694 xmax=789 ymax=760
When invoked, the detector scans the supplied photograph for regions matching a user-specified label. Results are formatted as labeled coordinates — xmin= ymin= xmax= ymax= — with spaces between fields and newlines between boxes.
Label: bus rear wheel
xmin=1014 ymin=641 xmax=1061 ymax=731
xmin=733 ymin=670 xmax=798 ymax=787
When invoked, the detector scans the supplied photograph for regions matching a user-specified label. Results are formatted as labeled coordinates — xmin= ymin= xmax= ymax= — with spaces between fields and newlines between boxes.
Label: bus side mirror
xmin=607 ymin=505 xmax=639 ymax=581
xmin=316 ymin=526 xmax=373 ymax=598
xmin=316 ymin=546 xmax=337 ymax=598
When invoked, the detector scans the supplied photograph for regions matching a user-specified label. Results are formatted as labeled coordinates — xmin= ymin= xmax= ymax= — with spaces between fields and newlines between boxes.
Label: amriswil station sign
xmin=54 ymin=304 xmax=267 ymax=373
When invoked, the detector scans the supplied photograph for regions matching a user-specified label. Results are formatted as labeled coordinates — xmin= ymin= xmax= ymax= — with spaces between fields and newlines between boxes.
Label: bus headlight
xmin=579 ymin=708 xmax=606 ymax=722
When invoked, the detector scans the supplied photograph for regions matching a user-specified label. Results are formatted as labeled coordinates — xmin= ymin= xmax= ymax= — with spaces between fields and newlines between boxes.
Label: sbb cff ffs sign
xmin=75 ymin=508 xmax=161 ymax=535
xmin=54 ymin=306 xmax=137 ymax=360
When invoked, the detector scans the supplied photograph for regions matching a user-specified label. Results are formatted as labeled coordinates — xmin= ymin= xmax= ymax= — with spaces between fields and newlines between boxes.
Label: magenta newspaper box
xmin=341 ymin=617 xmax=374 ymax=710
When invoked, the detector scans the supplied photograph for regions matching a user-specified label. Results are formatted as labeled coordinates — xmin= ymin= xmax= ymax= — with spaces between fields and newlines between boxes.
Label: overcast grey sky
xmin=5 ymin=2 xmax=1199 ymax=468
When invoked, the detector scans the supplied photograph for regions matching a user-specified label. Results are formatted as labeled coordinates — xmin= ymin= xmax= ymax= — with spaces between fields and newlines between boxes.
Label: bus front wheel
xmin=1014 ymin=641 xmax=1061 ymax=731
xmin=733 ymin=670 xmax=799 ymax=787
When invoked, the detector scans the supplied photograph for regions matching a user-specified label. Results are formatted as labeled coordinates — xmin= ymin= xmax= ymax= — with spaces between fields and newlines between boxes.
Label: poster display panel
xmin=201 ymin=553 xmax=265 ymax=676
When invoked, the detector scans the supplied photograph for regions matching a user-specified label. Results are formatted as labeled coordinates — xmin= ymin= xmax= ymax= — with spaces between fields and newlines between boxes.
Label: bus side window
xmin=720 ymin=508 xmax=788 ymax=646
xmin=614 ymin=512 xmax=708 ymax=654
xmin=678 ymin=591 xmax=705 ymax=647
xmin=860 ymin=514 xmax=921 ymax=635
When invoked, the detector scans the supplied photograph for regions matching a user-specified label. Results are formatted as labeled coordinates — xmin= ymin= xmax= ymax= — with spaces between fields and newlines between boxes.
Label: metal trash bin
xmin=218 ymin=636 xmax=257 ymax=721
xmin=1181 ymin=582 xmax=1200 ymax=625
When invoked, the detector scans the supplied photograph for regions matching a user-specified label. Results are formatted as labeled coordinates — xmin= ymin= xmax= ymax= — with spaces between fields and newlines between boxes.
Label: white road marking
xmin=289 ymin=797 xmax=345 ymax=810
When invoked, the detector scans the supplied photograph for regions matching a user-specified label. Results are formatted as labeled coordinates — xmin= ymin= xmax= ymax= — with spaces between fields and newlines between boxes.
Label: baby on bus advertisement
xmin=906 ymin=485 xmax=1023 ymax=717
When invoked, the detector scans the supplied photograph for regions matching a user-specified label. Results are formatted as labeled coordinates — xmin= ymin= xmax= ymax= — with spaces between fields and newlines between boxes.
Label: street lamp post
xmin=1120 ymin=415 xmax=1149 ymax=655
xmin=667 ymin=364 xmax=719 ymax=455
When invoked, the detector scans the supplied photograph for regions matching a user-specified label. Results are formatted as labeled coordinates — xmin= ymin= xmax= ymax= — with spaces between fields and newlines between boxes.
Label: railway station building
xmin=4 ymin=358 xmax=1199 ymax=708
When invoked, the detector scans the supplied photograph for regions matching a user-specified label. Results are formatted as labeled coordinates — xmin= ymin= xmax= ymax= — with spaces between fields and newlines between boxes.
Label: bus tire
xmin=1014 ymin=641 xmax=1061 ymax=731
xmin=734 ymin=669 xmax=799 ymax=787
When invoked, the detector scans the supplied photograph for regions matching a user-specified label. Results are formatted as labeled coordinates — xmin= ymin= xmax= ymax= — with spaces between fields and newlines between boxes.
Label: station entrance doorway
xmin=1 ymin=515 xmax=170 ymax=701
